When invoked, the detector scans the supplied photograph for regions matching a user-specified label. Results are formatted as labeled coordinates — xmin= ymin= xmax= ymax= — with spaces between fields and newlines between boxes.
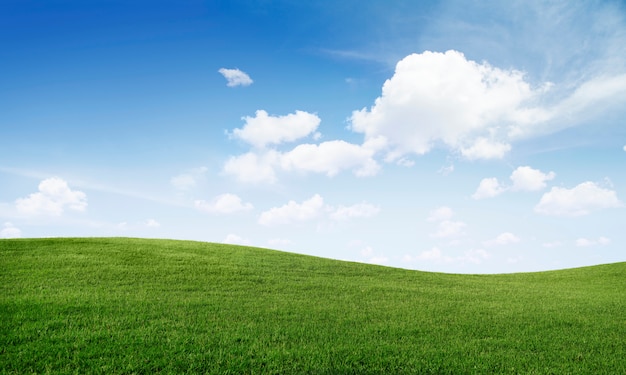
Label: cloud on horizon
xmin=0 ymin=222 xmax=21 ymax=238
xmin=15 ymin=177 xmax=87 ymax=216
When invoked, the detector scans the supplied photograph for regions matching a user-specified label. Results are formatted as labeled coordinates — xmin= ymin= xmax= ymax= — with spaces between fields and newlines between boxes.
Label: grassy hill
xmin=1 ymin=237 xmax=624 ymax=374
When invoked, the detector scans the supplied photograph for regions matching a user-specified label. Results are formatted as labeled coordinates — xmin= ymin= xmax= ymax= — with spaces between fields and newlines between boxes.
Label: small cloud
xmin=427 ymin=206 xmax=454 ymax=222
xmin=229 ymin=110 xmax=321 ymax=148
xmin=218 ymin=68 xmax=253 ymax=87
xmin=542 ymin=241 xmax=563 ymax=248
xmin=0 ymin=222 xmax=21 ymax=238
xmin=329 ymin=203 xmax=380 ymax=221
xmin=258 ymin=194 xmax=325 ymax=226
xmin=575 ymin=237 xmax=610 ymax=247
xmin=222 ymin=234 xmax=251 ymax=246
xmin=223 ymin=151 xmax=279 ymax=184
xmin=259 ymin=195 xmax=380 ymax=226
xmin=431 ymin=220 xmax=466 ymax=239
xmin=170 ymin=167 xmax=208 ymax=191
xmin=438 ymin=163 xmax=454 ymax=175
xmin=473 ymin=166 xmax=555 ymax=200
xmin=484 ymin=232 xmax=521 ymax=246
xmin=16 ymin=177 xmax=87 ymax=216
xmin=510 ymin=166 xmax=555 ymax=192
xmin=535 ymin=181 xmax=622 ymax=217
xmin=144 ymin=219 xmax=160 ymax=228
xmin=396 ymin=157 xmax=415 ymax=167
xmin=472 ymin=177 xmax=505 ymax=200
xmin=623 ymin=145 xmax=626 ymax=152
xmin=460 ymin=138 xmax=511 ymax=160
xmin=195 ymin=193 xmax=253 ymax=214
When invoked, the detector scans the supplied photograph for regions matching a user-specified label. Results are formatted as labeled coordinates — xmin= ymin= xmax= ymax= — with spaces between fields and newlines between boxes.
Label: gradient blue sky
xmin=2 ymin=0 xmax=625 ymax=273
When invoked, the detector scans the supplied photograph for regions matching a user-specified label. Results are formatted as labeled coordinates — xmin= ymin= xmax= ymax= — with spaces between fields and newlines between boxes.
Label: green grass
xmin=1 ymin=238 xmax=625 ymax=374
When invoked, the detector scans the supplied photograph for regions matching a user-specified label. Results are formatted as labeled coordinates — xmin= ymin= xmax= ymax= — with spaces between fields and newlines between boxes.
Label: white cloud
xmin=281 ymin=140 xmax=380 ymax=177
xmin=431 ymin=220 xmax=466 ymax=239
xmin=427 ymin=206 xmax=454 ymax=222
xmin=473 ymin=166 xmax=555 ymax=199
xmin=222 ymin=234 xmax=251 ymax=246
xmin=510 ymin=166 xmax=555 ymax=191
xmin=230 ymin=110 xmax=321 ymax=148
xmin=194 ymin=193 xmax=253 ymax=214
xmin=460 ymin=138 xmax=511 ymax=160
xmin=223 ymin=140 xmax=380 ymax=183
xmin=259 ymin=195 xmax=379 ymax=226
xmin=144 ymin=219 xmax=160 ymax=228
xmin=472 ymin=177 xmax=505 ymax=200
xmin=463 ymin=249 xmax=490 ymax=264
xmin=218 ymin=68 xmax=253 ymax=87
xmin=484 ymin=232 xmax=520 ymax=246
xmin=534 ymin=181 xmax=622 ymax=217
xmin=329 ymin=202 xmax=380 ymax=221
xmin=428 ymin=206 xmax=466 ymax=240
xmin=258 ymin=194 xmax=325 ymax=226
xmin=415 ymin=247 xmax=446 ymax=261
xmin=575 ymin=237 xmax=610 ymax=247
xmin=350 ymin=50 xmax=544 ymax=161
xmin=15 ymin=177 xmax=87 ymax=216
xmin=170 ymin=167 xmax=208 ymax=191
xmin=542 ymin=241 xmax=563 ymax=248
xmin=0 ymin=222 xmax=21 ymax=238
xmin=223 ymin=151 xmax=280 ymax=184
xmin=623 ymin=145 xmax=626 ymax=152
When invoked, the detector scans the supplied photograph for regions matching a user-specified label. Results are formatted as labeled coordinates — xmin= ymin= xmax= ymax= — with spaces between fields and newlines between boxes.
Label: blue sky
xmin=2 ymin=0 xmax=625 ymax=273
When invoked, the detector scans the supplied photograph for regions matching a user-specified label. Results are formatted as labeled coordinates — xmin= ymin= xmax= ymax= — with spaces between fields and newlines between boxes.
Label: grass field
xmin=1 ymin=237 xmax=625 ymax=374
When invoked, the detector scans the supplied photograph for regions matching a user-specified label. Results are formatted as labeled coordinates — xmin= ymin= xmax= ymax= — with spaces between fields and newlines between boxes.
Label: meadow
xmin=1 ymin=237 xmax=624 ymax=374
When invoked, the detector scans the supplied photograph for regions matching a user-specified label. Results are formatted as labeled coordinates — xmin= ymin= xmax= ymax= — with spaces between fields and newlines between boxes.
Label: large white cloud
xmin=0 ymin=222 xmax=21 ymax=238
xmin=230 ymin=110 xmax=321 ymax=148
xmin=350 ymin=50 xmax=546 ymax=161
xmin=218 ymin=68 xmax=253 ymax=87
xmin=280 ymin=140 xmax=379 ymax=177
xmin=16 ymin=177 xmax=87 ymax=216
xmin=223 ymin=140 xmax=380 ymax=183
xmin=534 ymin=181 xmax=622 ymax=217
xmin=194 ymin=193 xmax=253 ymax=214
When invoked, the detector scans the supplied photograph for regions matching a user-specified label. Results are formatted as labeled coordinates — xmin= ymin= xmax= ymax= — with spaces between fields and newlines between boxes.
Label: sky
xmin=1 ymin=0 xmax=626 ymax=273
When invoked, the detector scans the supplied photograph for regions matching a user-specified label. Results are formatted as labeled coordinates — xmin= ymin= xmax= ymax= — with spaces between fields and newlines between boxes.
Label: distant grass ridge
xmin=1 ymin=237 xmax=625 ymax=374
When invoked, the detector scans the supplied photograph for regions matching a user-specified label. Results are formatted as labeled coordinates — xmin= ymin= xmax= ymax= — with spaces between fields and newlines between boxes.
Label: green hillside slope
xmin=1 ymin=238 xmax=625 ymax=374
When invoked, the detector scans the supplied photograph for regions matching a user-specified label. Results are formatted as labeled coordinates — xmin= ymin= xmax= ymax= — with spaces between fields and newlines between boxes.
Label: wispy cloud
xmin=218 ymin=68 xmax=253 ymax=87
